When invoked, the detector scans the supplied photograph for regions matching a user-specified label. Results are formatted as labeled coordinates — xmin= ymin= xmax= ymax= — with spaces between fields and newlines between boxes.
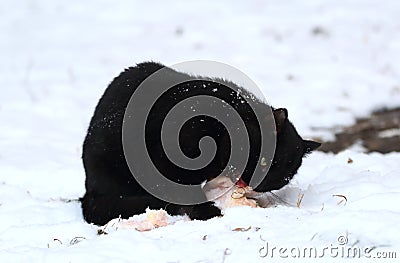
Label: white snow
xmin=1 ymin=0 xmax=400 ymax=262
xmin=379 ymin=129 xmax=400 ymax=138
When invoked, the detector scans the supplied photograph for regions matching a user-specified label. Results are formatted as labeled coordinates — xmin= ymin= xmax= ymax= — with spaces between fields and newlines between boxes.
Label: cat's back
xmin=82 ymin=62 xmax=167 ymax=195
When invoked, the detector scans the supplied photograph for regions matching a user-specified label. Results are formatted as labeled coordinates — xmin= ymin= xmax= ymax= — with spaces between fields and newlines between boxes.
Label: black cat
xmin=81 ymin=62 xmax=320 ymax=225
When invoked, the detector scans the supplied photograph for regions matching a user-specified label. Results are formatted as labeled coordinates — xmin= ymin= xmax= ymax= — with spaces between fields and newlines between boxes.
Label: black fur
xmin=81 ymin=62 xmax=320 ymax=225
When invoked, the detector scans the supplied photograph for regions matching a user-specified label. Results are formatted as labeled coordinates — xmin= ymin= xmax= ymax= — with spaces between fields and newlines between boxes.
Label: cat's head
xmin=254 ymin=108 xmax=320 ymax=192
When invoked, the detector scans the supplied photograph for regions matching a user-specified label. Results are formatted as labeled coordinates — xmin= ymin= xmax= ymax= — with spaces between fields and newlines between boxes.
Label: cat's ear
xmin=273 ymin=108 xmax=288 ymax=133
xmin=303 ymin=140 xmax=321 ymax=153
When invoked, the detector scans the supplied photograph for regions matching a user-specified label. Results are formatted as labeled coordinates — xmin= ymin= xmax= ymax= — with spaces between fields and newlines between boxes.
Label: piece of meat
xmin=203 ymin=176 xmax=287 ymax=209
xmin=99 ymin=209 xmax=174 ymax=232
xmin=119 ymin=210 xmax=170 ymax=231
xmin=203 ymin=176 xmax=258 ymax=209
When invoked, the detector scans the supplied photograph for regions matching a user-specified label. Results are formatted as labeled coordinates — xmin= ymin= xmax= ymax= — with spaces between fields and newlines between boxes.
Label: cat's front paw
xmin=187 ymin=202 xmax=222 ymax=220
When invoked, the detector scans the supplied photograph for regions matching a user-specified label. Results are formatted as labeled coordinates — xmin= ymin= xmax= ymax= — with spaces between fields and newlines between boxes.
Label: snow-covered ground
xmin=1 ymin=0 xmax=400 ymax=262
